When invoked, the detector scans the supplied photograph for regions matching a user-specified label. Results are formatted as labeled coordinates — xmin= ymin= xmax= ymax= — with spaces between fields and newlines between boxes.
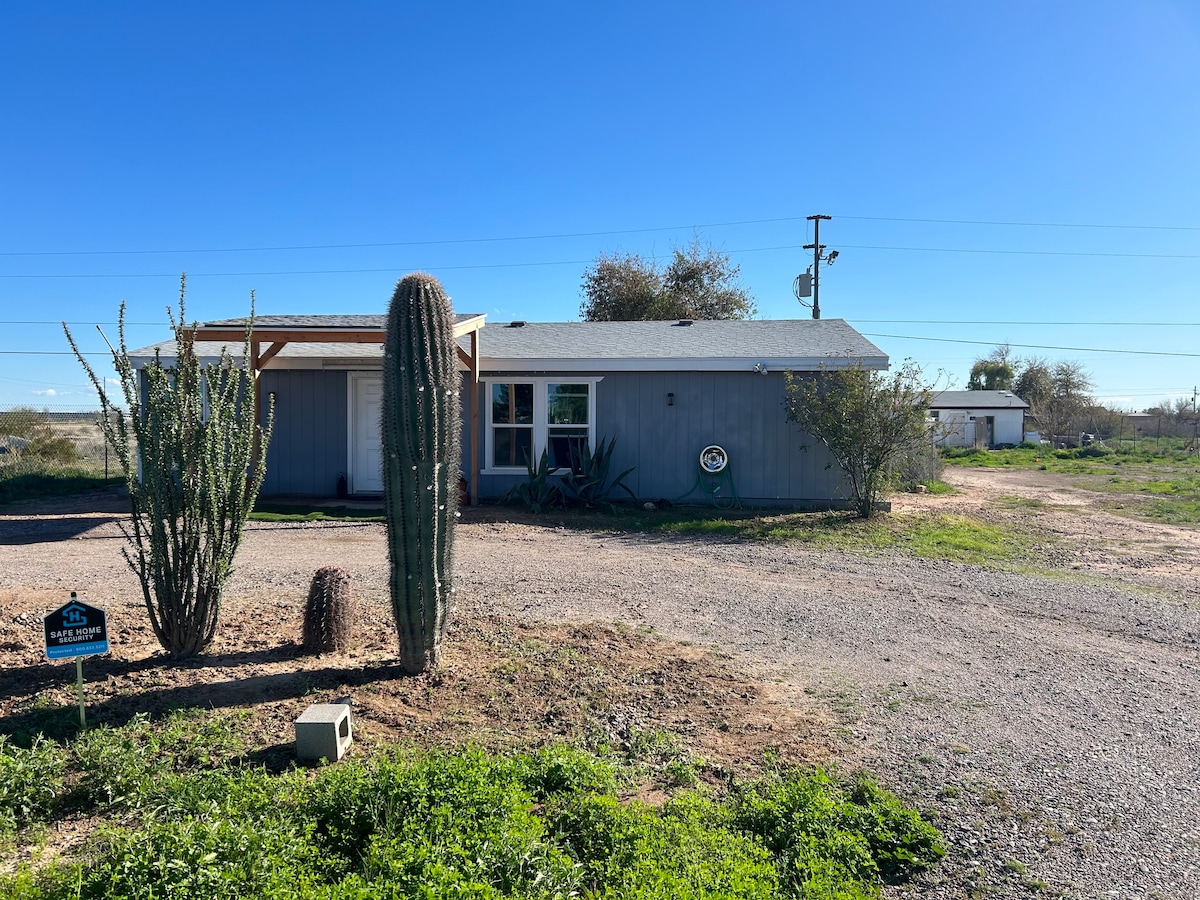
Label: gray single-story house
xmin=131 ymin=315 xmax=888 ymax=507
xmin=930 ymin=390 xmax=1029 ymax=448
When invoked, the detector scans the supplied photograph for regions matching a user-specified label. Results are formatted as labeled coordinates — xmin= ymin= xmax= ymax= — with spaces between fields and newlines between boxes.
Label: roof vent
xmin=675 ymin=319 xmax=694 ymax=326
xmin=509 ymin=320 xmax=526 ymax=328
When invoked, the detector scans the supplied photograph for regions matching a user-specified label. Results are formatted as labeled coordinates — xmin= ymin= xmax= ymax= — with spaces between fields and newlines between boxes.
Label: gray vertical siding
xmin=475 ymin=370 xmax=849 ymax=507
xmin=260 ymin=369 xmax=348 ymax=497
xmin=258 ymin=368 xmax=850 ymax=506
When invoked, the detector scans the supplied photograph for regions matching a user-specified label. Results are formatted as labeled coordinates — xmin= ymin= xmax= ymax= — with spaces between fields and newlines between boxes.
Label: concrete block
xmin=295 ymin=703 xmax=353 ymax=762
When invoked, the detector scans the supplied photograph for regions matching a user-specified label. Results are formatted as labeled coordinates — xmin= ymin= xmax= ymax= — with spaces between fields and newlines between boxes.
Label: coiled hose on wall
xmin=673 ymin=445 xmax=741 ymax=509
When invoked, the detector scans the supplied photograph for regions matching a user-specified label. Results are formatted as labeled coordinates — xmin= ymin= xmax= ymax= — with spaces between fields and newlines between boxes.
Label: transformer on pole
xmin=795 ymin=214 xmax=838 ymax=319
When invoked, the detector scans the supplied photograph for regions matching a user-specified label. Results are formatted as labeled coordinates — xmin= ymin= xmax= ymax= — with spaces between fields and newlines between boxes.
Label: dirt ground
xmin=1 ymin=467 xmax=1199 ymax=899
xmin=898 ymin=465 xmax=1200 ymax=592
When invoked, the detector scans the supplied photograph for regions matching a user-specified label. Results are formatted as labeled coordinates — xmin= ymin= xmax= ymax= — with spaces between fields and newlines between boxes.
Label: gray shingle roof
xmin=477 ymin=319 xmax=882 ymax=361
xmin=201 ymin=314 xmax=481 ymax=328
xmin=931 ymin=390 xmax=1029 ymax=409
xmin=130 ymin=317 xmax=887 ymax=372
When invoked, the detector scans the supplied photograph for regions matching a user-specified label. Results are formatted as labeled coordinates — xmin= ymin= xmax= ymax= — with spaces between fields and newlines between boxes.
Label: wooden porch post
xmin=470 ymin=329 xmax=480 ymax=506
xmin=250 ymin=339 xmax=262 ymax=473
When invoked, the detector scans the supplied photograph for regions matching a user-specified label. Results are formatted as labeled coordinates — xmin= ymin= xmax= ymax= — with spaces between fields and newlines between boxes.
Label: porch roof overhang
xmin=180 ymin=313 xmax=486 ymax=368
xmin=177 ymin=313 xmax=486 ymax=504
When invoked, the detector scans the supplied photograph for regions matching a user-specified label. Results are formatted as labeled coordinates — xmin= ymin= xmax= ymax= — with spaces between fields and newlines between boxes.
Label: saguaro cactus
xmin=302 ymin=566 xmax=355 ymax=654
xmin=382 ymin=273 xmax=461 ymax=674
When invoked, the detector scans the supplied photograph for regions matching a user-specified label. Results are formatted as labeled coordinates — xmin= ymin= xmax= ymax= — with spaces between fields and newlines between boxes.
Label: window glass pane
xmin=547 ymin=383 xmax=589 ymax=425
xmin=492 ymin=383 xmax=533 ymax=425
xmin=493 ymin=427 xmax=533 ymax=468
xmin=547 ymin=427 xmax=588 ymax=470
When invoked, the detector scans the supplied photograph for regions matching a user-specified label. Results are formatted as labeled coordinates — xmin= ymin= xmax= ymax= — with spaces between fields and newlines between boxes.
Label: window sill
xmin=481 ymin=467 xmax=573 ymax=476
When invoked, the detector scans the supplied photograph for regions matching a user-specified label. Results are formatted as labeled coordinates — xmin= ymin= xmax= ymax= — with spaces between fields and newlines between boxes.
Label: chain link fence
xmin=0 ymin=404 xmax=126 ymax=488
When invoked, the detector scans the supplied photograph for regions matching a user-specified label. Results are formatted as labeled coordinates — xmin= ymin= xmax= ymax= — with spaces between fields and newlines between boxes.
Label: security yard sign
xmin=44 ymin=594 xmax=109 ymax=660
xmin=44 ymin=592 xmax=109 ymax=728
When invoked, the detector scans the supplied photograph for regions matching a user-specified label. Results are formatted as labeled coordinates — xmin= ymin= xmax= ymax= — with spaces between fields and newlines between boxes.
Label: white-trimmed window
xmin=485 ymin=378 xmax=601 ymax=472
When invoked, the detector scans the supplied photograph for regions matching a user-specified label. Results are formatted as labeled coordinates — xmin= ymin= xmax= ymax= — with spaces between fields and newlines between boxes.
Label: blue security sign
xmin=44 ymin=597 xmax=109 ymax=660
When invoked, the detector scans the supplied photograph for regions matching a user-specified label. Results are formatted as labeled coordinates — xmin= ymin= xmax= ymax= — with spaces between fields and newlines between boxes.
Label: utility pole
xmin=1193 ymin=386 xmax=1198 ymax=455
xmin=799 ymin=214 xmax=837 ymax=320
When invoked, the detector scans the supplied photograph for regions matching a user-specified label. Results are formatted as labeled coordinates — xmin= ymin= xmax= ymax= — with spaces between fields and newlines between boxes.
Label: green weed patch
xmin=1101 ymin=473 xmax=1200 ymax=497
xmin=0 ymin=719 xmax=943 ymax=900
xmin=1142 ymin=499 xmax=1200 ymax=527
xmin=942 ymin=445 xmax=1199 ymax=477
xmin=899 ymin=515 xmax=1029 ymax=565
xmin=917 ymin=480 xmax=957 ymax=495
xmin=250 ymin=504 xmax=385 ymax=523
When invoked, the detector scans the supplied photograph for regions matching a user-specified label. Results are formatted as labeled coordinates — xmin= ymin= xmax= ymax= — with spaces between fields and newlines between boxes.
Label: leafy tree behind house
xmin=966 ymin=345 xmax=1015 ymax=391
xmin=1012 ymin=355 xmax=1053 ymax=416
xmin=1041 ymin=361 xmax=1094 ymax=442
xmin=65 ymin=280 xmax=272 ymax=659
xmin=580 ymin=238 xmax=756 ymax=321
xmin=785 ymin=362 xmax=934 ymax=518
xmin=972 ymin=349 xmax=1095 ymax=442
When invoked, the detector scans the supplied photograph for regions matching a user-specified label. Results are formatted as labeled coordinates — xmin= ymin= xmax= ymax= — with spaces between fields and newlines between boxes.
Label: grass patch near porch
xmin=574 ymin=507 xmax=1040 ymax=568
xmin=249 ymin=503 xmax=385 ymax=523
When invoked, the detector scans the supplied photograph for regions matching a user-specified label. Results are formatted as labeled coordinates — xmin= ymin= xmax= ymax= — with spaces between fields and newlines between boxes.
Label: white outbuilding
xmin=929 ymin=390 xmax=1029 ymax=449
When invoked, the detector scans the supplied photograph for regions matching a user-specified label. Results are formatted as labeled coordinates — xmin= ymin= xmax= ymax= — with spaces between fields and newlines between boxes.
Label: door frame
xmin=347 ymin=372 xmax=384 ymax=495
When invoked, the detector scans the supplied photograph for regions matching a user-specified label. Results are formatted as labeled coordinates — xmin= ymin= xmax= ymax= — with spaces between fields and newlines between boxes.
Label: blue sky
xmin=2 ymin=1 xmax=1198 ymax=411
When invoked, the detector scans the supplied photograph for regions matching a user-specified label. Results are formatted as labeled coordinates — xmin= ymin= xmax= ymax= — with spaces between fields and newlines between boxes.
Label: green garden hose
xmin=673 ymin=445 xmax=741 ymax=509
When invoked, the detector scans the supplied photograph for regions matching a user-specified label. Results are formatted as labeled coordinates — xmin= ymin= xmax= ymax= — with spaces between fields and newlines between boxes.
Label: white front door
xmin=351 ymin=374 xmax=384 ymax=494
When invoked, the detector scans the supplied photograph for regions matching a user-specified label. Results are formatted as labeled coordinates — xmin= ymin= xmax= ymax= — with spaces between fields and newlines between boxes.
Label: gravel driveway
xmin=2 ymin=474 xmax=1198 ymax=899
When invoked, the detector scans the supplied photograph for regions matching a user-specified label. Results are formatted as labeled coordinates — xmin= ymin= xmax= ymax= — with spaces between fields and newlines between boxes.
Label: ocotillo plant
xmin=381 ymin=273 xmax=461 ymax=674
xmin=64 ymin=276 xmax=273 ymax=659
xmin=302 ymin=566 xmax=355 ymax=654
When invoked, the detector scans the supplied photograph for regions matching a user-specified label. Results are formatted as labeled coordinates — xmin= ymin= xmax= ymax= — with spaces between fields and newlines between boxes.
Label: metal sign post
xmin=43 ymin=592 xmax=110 ymax=728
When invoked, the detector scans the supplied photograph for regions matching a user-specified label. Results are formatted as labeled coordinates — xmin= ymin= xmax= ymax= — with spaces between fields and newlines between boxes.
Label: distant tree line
xmin=969 ymin=345 xmax=1197 ymax=443
xmin=967 ymin=345 xmax=1094 ymax=443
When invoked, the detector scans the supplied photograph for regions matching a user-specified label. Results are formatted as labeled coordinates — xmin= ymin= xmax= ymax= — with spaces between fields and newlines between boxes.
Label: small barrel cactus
xmin=382 ymin=273 xmax=461 ymax=674
xmin=302 ymin=566 xmax=355 ymax=654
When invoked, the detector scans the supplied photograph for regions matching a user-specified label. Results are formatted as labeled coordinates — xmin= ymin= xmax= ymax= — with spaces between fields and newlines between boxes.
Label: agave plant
xmin=561 ymin=436 xmax=636 ymax=510
xmin=503 ymin=447 xmax=562 ymax=512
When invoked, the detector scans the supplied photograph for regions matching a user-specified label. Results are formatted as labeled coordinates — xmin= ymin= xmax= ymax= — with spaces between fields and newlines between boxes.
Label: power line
xmin=6 ymin=212 xmax=1200 ymax=259
xmin=0 ymin=350 xmax=114 ymax=356
xmin=840 ymin=215 xmax=1200 ymax=232
xmin=855 ymin=319 xmax=1200 ymax=327
xmin=861 ymin=332 xmax=1200 ymax=358
xmin=1 ymin=317 xmax=1198 ymax=328
xmin=0 ymin=244 xmax=805 ymax=279
xmin=5 ymin=241 xmax=1198 ymax=282
xmin=0 ymin=216 xmax=810 ymax=258
xmin=0 ymin=321 xmax=168 ymax=327
xmin=840 ymin=244 xmax=1200 ymax=260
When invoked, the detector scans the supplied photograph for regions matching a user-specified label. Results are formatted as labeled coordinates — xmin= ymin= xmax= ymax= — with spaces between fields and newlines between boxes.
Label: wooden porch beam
xmin=455 ymin=334 xmax=481 ymax=506
xmin=257 ymin=341 xmax=287 ymax=368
